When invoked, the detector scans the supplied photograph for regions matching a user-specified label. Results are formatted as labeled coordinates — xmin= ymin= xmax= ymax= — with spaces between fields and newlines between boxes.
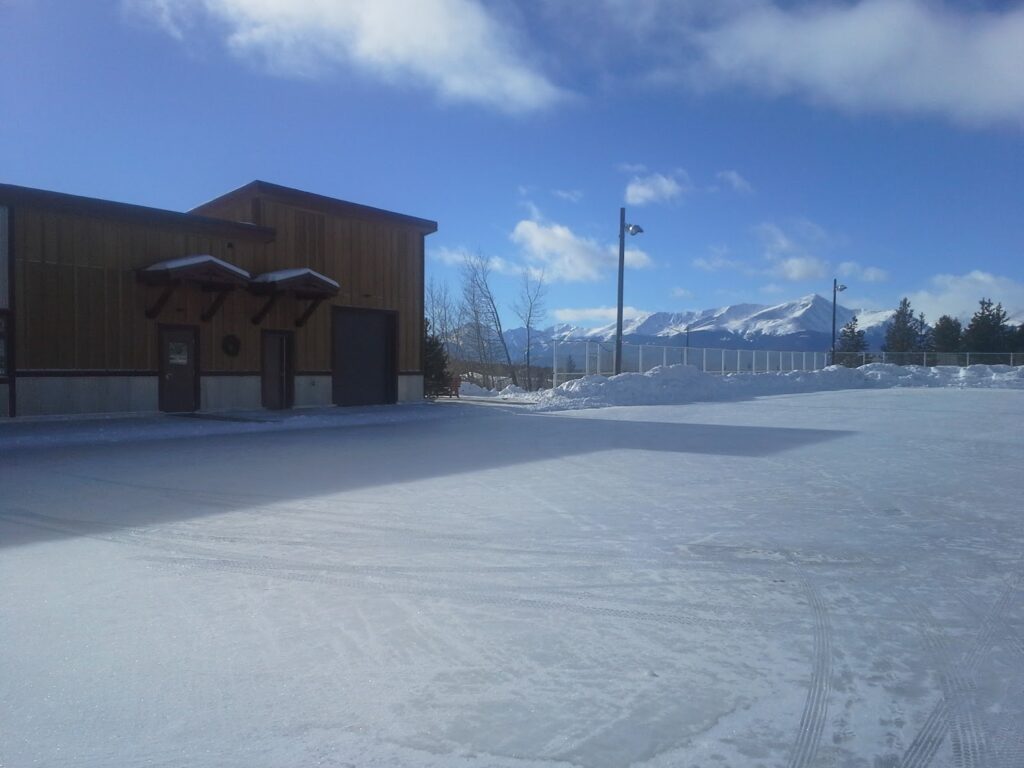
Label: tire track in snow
xmin=786 ymin=574 xmax=831 ymax=768
xmin=0 ymin=510 xmax=766 ymax=630
xmin=899 ymin=576 xmax=1021 ymax=768
xmin=142 ymin=553 xmax=758 ymax=631
xmin=902 ymin=604 xmax=989 ymax=768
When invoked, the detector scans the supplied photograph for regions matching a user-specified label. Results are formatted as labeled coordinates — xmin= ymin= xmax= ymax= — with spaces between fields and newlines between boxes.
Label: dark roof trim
xmin=191 ymin=180 xmax=438 ymax=234
xmin=0 ymin=183 xmax=277 ymax=242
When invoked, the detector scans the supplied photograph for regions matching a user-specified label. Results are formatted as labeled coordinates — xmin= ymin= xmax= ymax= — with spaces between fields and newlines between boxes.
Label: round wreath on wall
xmin=221 ymin=334 xmax=241 ymax=357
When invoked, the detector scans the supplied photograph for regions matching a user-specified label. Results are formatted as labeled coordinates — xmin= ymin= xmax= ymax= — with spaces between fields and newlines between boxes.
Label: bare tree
xmin=426 ymin=277 xmax=458 ymax=354
xmin=461 ymin=251 xmax=518 ymax=388
xmin=512 ymin=268 xmax=547 ymax=390
xmin=458 ymin=266 xmax=493 ymax=387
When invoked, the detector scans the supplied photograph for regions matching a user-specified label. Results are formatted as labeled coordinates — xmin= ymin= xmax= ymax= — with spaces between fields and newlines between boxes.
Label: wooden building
xmin=0 ymin=181 xmax=437 ymax=418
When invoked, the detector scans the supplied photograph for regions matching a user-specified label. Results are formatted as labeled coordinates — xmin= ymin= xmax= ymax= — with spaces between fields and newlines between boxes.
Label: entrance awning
xmin=250 ymin=268 xmax=340 ymax=298
xmin=249 ymin=268 xmax=340 ymax=327
xmin=140 ymin=255 xmax=251 ymax=287
xmin=139 ymin=255 xmax=252 ymax=320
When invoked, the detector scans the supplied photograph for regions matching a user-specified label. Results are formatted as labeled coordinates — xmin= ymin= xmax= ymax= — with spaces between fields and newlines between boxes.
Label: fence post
xmin=684 ymin=347 xmax=689 ymax=367
xmin=922 ymin=351 xmax=927 ymax=367
xmin=802 ymin=351 xmax=807 ymax=370
xmin=721 ymin=348 xmax=726 ymax=373
xmin=966 ymin=352 xmax=971 ymax=366
xmin=702 ymin=348 xmax=707 ymax=372
xmin=638 ymin=345 xmax=643 ymax=373
xmin=663 ymin=346 xmax=667 ymax=367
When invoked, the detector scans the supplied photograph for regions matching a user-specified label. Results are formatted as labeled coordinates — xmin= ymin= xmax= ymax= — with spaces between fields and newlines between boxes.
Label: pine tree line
xmin=837 ymin=296 xmax=1024 ymax=367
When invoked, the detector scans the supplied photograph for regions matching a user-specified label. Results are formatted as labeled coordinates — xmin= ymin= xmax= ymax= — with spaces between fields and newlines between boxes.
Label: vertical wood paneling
xmin=13 ymin=193 xmax=427 ymax=375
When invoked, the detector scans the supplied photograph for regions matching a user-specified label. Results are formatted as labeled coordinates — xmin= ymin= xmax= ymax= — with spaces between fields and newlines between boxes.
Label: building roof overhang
xmin=0 ymin=183 xmax=276 ymax=242
xmin=191 ymin=180 xmax=438 ymax=235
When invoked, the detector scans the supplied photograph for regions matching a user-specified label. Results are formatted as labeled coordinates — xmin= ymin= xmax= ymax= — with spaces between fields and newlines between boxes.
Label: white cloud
xmin=552 ymin=189 xmax=583 ymax=203
xmin=757 ymin=221 xmax=828 ymax=282
xmin=430 ymin=245 xmax=474 ymax=267
xmin=429 ymin=245 xmax=517 ymax=275
xmin=127 ymin=0 xmax=565 ymax=112
xmin=692 ymin=0 xmax=1024 ymax=127
xmin=624 ymin=172 xmax=688 ymax=206
xmin=774 ymin=256 xmax=826 ymax=281
xmin=511 ymin=219 xmax=651 ymax=282
xmin=838 ymin=260 xmax=889 ymax=283
xmin=715 ymin=169 xmax=753 ymax=194
xmin=908 ymin=271 xmax=1024 ymax=323
xmin=692 ymin=246 xmax=745 ymax=273
xmin=553 ymin=306 xmax=646 ymax=324
xmin=672 ymin=286 xmax=694 ymax=299
xmin=760 ymin=282 xmax=784 ymax=295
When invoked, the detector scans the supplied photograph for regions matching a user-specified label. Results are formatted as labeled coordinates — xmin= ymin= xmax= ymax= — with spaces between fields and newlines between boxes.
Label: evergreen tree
xmin=1013 ymin=323 xmax=1024 ymax=354
xmin=423 ymin=319 xmax=451 ymax=397
xmin=836 ymin=316 xmax=869 ymax=366
xmin=932 ymin=315 xmax=962 ymax=353
xmin=916 ymin=311 xmax=934 ymax=352
xmin=962 ymin=298 xmax=1010 ymax=353
xmin=883 ymin=298 xmax=920 ymax=356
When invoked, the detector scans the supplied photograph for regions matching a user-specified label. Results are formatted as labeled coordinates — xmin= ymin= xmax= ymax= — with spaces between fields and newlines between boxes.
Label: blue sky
xmin=2 ymin=0 xmax=1023 ymax=328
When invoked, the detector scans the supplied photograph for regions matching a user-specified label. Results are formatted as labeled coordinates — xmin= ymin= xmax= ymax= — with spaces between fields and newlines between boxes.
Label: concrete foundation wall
xmin=17 ymin=376 xmax=158 ymax=417
xmin=397 ymin=374 xmax=424 ymax=403
xmin=201 ymin=376 xmax=261 ymax=412
xmin=7 ymin=373 xmax=417 ymax=416
xmin=295 ymin=375 xmax=332 ymax=407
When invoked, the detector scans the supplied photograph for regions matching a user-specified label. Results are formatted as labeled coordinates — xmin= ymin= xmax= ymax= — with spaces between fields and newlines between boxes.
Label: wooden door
xmin=159 ymin=326 xmax=199 ymax=413
xmin=332 ymin=308 xmax=397 ymax=407
xmin=261 ymin=330 xmax=294 ymax=410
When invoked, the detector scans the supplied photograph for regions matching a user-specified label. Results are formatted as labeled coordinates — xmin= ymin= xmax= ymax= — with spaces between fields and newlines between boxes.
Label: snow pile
xmin=458 ymin=381 xmax=497 ymax=397
xmin=498 ymin=384 xmax=526 ymax=397
xmin=527 ymin=363 xmax=1024 ymax=411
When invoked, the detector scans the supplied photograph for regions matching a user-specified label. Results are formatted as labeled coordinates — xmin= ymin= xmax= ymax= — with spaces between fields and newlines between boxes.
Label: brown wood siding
xmin=252 ymin=196 xmax=422 ymax=373
xmin=13 ymin=192 xmax=426 ymax=377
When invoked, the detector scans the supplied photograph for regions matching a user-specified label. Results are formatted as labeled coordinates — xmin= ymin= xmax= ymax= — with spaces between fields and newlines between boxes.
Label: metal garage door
xmin=331 ymin=307 xmax=397 ymax=406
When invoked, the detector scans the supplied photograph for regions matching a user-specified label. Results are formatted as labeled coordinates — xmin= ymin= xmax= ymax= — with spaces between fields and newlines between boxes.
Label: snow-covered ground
xmin=464 ymin=362 xmax=1024 ymax=408
xmin=2 ymin=385 xmax=1023 ymax=767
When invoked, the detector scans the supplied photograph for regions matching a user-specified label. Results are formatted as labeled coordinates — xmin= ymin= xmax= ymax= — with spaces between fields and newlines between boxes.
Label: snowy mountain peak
xmin=500 ymin=295 xmax=899 ymax=358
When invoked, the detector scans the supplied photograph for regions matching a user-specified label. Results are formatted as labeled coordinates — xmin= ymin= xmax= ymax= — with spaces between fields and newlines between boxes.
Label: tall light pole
xmin=615 ymin=207 xmax=643 ymax=374
xmin=831 ymin=277 xmax=847 ymax=365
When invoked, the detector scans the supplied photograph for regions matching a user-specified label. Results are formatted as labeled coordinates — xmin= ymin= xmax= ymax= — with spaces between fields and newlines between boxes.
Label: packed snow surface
xmin=2 ymin=387 xmax=1023 ymax=767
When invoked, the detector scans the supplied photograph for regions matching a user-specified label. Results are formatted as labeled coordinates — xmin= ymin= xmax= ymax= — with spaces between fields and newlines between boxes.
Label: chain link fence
xmin=835 ymin=351 xmax=1022 ymax=367
xmin=552 ymin=342 xmax=1023 ymax=387
xmin=551 ymin=340 xmax=829 ymax=387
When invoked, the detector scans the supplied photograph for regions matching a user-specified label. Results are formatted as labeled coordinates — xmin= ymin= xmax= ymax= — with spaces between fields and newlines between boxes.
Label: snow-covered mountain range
xmin=502 ymin=294 xmax=894 ymax=358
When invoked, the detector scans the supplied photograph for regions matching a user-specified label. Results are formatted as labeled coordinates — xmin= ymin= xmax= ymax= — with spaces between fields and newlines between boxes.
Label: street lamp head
xmin=837 ymin=283 xmax=847 ymax=292
xmin=625 ymin=223 xmax=644 ymax=236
